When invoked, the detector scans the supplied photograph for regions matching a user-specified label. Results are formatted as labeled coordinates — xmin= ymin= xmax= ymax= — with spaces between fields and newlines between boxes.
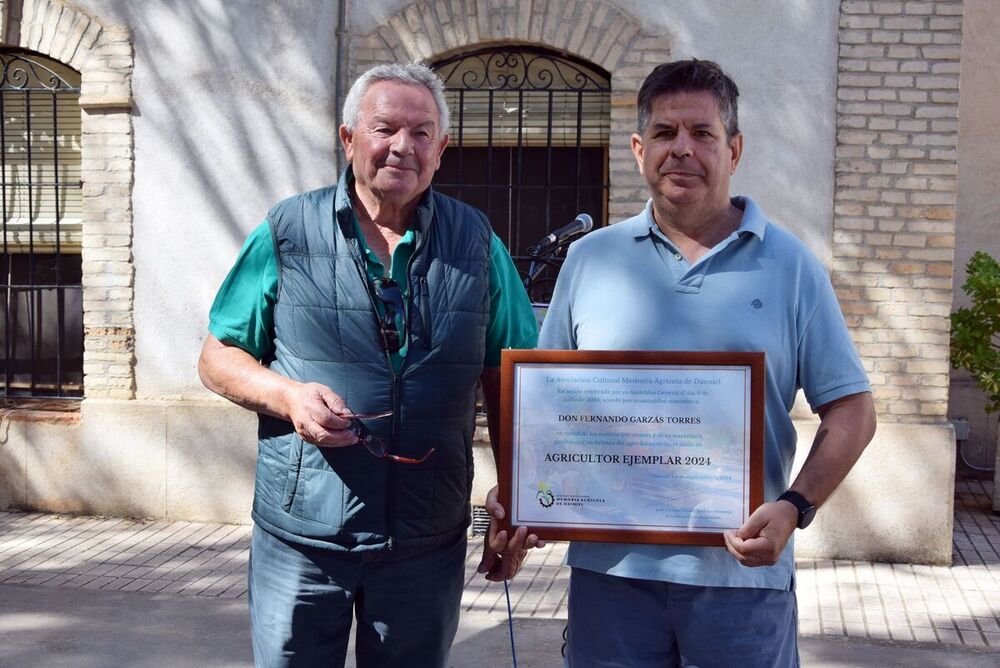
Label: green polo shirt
xmin=208 ymin=216 xmax=538 ymax=369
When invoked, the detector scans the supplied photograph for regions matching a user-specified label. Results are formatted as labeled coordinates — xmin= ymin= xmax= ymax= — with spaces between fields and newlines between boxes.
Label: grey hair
xmin=341 ymin=63 xmax=451 ymax=137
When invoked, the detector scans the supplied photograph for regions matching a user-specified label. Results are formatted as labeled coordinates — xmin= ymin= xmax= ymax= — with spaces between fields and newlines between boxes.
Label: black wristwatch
xmin=777 ymin=490 xmax=817 ymax=529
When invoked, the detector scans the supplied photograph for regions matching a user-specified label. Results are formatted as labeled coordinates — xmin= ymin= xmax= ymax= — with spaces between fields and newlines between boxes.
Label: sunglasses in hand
xmin=342 ymin=411 xmax=435 ymax=464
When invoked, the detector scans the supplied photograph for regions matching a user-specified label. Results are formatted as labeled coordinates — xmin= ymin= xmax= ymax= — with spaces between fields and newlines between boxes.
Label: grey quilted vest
xmin=251 ymin=170 xmax=492 ymax=551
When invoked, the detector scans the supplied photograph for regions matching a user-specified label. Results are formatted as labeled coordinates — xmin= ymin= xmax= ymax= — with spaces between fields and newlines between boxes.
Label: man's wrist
xmin=777 ymin=490 xmax=817 ymax=529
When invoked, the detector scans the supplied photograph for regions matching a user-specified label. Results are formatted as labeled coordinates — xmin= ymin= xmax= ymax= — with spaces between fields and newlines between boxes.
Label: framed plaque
xmin=498 ymin=349 xmax=765 ymax=547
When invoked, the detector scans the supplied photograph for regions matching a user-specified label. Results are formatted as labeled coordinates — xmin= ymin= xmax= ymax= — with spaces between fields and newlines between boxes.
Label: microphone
xmin=530 ymin=213 xmax=594 ymax=254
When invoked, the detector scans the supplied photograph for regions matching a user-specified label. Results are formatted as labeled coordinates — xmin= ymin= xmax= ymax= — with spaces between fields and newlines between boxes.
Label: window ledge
xmin=0 ymin=399 xmax=81 ymax=425
xmin=79 ymin=95 xmax=132 ymax=112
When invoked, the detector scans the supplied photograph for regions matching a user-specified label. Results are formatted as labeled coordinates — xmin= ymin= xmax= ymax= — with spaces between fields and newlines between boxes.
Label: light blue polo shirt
xmin=538 ymin=196 xmax=870 ymax=590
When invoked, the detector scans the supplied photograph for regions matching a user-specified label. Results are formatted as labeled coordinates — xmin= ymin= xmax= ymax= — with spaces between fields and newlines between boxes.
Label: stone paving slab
xmin=2 ymin=480 xmax=999 ymax=653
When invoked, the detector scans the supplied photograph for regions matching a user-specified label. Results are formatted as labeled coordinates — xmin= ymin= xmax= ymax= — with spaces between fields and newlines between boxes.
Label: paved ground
xmin=1 ymin=479 xmax=999 ymax=666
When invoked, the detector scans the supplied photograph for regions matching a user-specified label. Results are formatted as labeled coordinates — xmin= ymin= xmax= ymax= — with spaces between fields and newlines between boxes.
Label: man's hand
xmin=198 ymin=336 xmax=357 ymax=448
xmin=284 ymin=382 xmax=358 ymax=448
xmin=723 ymin=500 xmax=798 ymax=568
xmin=477 ymin=486 xmax=545 ymax=581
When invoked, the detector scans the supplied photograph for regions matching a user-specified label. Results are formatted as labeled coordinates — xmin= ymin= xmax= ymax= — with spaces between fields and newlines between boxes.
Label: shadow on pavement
xmin=446 ymin=617 xmax=566 ymax=668
xmin=0 ymin=584 xmax=252 ymax=668
xmin=799 ymin=634 xmax=1000 ymax=668
xmin=6 ymin=581 xmax=1000 ymax=668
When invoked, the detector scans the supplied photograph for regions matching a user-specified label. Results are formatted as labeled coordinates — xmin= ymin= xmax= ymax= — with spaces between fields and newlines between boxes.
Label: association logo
xmin=751 ymin=298 xmax=763 ymax=310
xmin=536 ymin=482 xmax=555 ymax=508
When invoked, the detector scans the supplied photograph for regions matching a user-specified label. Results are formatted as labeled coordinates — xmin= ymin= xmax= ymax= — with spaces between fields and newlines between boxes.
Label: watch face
xmin=800 ymin=505 xmax=817 ymax=529
xmin=779 ymin=491 xmax=816 ymax=529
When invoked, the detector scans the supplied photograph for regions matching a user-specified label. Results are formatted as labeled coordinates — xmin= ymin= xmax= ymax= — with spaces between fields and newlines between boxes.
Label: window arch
xmin=0 ymin=48 xmax=83 ymax=398
xmin=431 ymin=46 xmax=611 ymax=291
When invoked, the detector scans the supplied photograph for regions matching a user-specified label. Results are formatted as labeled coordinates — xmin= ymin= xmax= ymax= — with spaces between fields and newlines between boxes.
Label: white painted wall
xmin=949 ymin=0 xmax=1000 ymax=474
xmin=609 ymin=0 xmax=840 ymax=259
xmin=75 ymin=0 xmax=343 ymax=399
xmin=68 ymin=0 xmax=839 ymax=400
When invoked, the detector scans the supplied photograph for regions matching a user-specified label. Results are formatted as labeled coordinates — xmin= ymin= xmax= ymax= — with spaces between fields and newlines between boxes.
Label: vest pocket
xmin=280 ymin=436 xmax=305 ymax=512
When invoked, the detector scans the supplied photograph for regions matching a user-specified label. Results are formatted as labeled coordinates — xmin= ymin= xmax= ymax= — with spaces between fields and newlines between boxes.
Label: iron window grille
xmin=0 ymin=48 xmax=83 ymax=399
xmin=432 ymin=46 xmax=611 ymax=294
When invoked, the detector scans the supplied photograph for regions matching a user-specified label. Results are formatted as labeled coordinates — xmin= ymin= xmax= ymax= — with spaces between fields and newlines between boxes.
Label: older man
xmin=538 ymin=59 xmax=876 ymax=667
xmin=198 ymin=63 xmax=538 ymax=667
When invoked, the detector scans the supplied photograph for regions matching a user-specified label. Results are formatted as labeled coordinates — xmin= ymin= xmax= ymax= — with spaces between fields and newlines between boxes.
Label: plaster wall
xmin=950 ymin=0 xmax=1000 ymax=473
xmin=1 ymin=401 xmax=256 ymax=523
xmin=790 ymin=421 xmax=956 ymax=565
xmin=600 ymin=0 xmax=840 ymax=259
xmin=73 ymin=0 xmax=343 ymax=400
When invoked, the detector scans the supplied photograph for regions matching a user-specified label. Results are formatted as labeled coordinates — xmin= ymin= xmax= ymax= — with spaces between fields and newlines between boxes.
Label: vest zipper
xmin=386 ymin=257 xmax=402 ymax=551
xmin=387 ymin=367 xmax=399 ymax=550
xmin=385 ymin=227 xmax=427 ymax=548
xmin=350 ymin=238 xmax=400 ymax=549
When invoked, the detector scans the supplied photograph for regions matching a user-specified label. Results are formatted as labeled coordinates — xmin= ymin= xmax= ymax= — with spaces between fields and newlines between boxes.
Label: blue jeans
xmin=565 ymin=567 xmax=799 ymax=668
xmin=248 ymin=525 xmax=466 ymax=668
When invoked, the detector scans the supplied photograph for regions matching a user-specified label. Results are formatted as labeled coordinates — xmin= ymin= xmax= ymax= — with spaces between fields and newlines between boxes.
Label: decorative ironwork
xmin=431 ymin=46 xmax=610 ymax=301
xmin=1 ymin=48 xmax=83 ymax=399
xmin=0 ymin=50 xmax=80 ymax=92
xmin=434 ymin=46 xmax=610 ymax=92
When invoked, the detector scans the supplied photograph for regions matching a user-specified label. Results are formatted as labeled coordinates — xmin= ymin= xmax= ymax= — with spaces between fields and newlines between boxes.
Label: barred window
xmin=1 ymin=49 xmax=83 ymax=399
xmin=432 ymin=46 xmax=610 ymax=301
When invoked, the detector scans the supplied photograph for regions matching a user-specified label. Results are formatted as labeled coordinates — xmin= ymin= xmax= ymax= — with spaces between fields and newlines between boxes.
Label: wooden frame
xmin=499 ymin=349 xmax=765 ymax=547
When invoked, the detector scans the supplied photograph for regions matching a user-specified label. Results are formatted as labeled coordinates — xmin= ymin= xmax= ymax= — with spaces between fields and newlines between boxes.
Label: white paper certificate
xmin=503 ymin=354 xmax=764 ymax=544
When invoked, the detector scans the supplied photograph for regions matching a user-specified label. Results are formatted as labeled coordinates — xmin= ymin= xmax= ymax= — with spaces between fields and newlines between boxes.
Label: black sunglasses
xmin=374 ymin=277 xmax=405 ymax=354
xmin=343 ymin=411 xmax=435 ymax=464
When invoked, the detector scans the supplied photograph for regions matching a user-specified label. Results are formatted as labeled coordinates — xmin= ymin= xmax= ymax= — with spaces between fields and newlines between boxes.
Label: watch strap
xmin=777 ymin=490 xmax=816 ymax=529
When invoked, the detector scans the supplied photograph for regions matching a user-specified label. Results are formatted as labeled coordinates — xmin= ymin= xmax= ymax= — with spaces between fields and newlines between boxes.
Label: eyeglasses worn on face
xmin=374 ymin=277 xmax=405 ymax=354
xmin=343 ymin=411 xmax=435 ymax=465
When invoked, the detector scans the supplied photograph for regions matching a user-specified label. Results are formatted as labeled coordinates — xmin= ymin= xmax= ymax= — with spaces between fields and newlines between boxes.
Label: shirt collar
xmin=630 ymin=195 xmax=768 ymax=242
xmin=336 ymin=166 xmax=436 ymax=235
xmin=731 ymin=196 xmax=768 ymax=241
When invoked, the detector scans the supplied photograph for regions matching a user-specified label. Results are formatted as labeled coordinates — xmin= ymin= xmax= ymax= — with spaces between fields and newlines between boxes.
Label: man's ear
xmin=339 ymin=125 xmax=354 ymax=162
xmin=728 ymin=132 xmax=743 ymax=174
xmin=630 ymin=133 xmax=645 ymax=176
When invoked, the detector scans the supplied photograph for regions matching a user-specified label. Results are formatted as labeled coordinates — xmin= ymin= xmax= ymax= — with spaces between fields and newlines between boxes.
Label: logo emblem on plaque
xmin=536 ymin=483 xmax=555 ymax=508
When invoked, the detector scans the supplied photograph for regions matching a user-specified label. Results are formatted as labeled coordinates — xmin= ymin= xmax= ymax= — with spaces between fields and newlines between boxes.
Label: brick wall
xmin=833 ymin=0 xmax=961 ymax=421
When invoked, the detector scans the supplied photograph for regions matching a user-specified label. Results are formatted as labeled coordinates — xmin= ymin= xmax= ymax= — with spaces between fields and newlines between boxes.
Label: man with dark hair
xmin=198 ymin=63 xmax=539 ymax=667
xmin=538 ymin=58 xmax=876 ymax=666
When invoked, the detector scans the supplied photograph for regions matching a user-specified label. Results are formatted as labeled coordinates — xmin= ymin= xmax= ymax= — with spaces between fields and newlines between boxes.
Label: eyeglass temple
xmin=346 ymin=417 xmax=434 ymax=464
xmin=386 ymin=448 xmax=436 ymax=465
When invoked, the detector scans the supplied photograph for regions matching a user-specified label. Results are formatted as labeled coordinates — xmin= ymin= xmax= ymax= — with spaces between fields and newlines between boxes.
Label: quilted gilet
xmin=251 ymin=170 xmax=492 ymax=551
